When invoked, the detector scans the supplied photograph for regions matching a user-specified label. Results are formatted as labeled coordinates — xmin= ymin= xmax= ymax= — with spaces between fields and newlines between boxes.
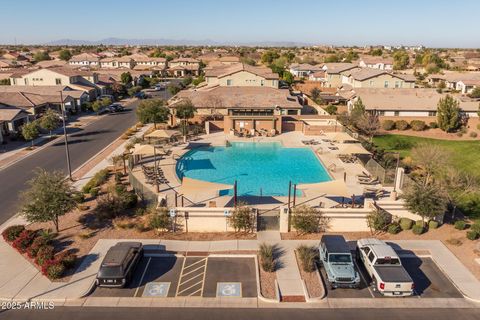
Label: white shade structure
xmin=330 ymin=132 xmax=357 ymax=143
xmin=338 ymin=143 xmax=371 ymax=155
xmin=178 ymin=177 xmax=233 ymax=202
xmin=145 ymin=129 xmax=180 ymax=139
xmin=297 ymin=179 xmax=351 ymax=198
xmin=131 ymin=144 xmax=157 ymax=156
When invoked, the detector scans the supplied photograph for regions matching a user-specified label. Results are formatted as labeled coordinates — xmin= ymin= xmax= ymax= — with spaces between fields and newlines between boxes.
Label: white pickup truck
xmin=356 ymin=238 xmax=414 ymax=297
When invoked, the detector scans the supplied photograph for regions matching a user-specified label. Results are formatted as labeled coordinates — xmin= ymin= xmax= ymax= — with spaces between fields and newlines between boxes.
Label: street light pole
xmin=60 ymin=91 xmax=72 ymax=181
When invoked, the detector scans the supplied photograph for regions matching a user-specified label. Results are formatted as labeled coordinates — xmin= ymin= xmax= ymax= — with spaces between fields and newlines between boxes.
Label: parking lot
xmin=319 ymin=256 xmax=463 ymax=299
xmin=91 ymin=255 xmax=257 ymax=298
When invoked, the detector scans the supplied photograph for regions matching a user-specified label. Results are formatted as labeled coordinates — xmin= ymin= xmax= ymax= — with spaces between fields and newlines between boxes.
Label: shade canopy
xmin=178 ymin=177 xmax=233 ymax=201
xmin=330 ymin=132 xmax=357 ymax=143
xmin=297 ymin=179 xmax=351 ymax=198
xmin=338 ymin=143 xmax=371 ymax=155
xmin=145 ymin=129 xmax=180 ymax=139
xmin=131 ymin=144 xmax=157 ymax=156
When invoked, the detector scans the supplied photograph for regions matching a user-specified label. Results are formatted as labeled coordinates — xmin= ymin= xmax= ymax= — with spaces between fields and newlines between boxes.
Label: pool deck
xmin=132 ymin=131 xmax=380 ymax=209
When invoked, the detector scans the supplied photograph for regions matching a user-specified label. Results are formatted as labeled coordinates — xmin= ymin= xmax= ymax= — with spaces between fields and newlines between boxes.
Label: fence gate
xmin=256 ymin=209 xmax=280 ymax=231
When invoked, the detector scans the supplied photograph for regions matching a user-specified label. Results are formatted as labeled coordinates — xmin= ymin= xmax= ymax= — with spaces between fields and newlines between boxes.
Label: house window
xmin=55 ymin=78 xmax=62 ymax=85
xmin=369 ymin=80 xmax=374 ymax=87
xmin=394 ymin=111 xmax=400 ymax=116
xmin=378 ymin=110 xmax=385 ymax=116
xmin=384 ymin=81 xmax=389 ymax=88
xmin=428 ymin=111 xmax=436 ymax=116
xmin=261 ymin=80 xmax=265 ymax=86
xmin=227 ymin=79 xmax=233 ymax=86
xmin=395 ymin=81 xmax=400 ymax=88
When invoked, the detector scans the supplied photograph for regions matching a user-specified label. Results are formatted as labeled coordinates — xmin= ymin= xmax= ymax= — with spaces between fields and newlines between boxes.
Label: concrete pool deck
xmin=132 ymin=131 xmax=381 ymax=209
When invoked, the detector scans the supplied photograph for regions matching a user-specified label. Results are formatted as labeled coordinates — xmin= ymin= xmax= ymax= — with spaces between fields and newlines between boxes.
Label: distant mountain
xmin=45 ymin=38 xmax=313 ymax=47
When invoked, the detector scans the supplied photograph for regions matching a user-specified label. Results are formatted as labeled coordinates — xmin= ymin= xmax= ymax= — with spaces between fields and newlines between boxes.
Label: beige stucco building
xmin=342 ymin=69 xmax=416 ymax=89
xmin=204 ymin=63 xmax=279 ymax=88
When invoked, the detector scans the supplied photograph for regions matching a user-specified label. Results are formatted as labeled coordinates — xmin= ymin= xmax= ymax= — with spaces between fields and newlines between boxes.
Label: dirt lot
xmin=282 ymin=224 xmax=480 ymax=281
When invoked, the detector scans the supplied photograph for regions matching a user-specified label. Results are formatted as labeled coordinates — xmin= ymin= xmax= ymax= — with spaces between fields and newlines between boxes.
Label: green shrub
xmin=56 ymin=251 xmax=77 ymax=269
xmin=90 ymin=187 xmax=100 ymax=197
xmin=2 ymin=225 xmax=25 ymax=242
xmin=469 ymin=132 xmax=478 ymax=138
xmin=412 ymin=224 xmax=424 ymax=235
xmin=428 ymin=220 xmax=439 ymax=230
xmin=27 ymin=235 xmax=50 ymax=258
xmin=399 ymin=218 xmax=414 ymax=230
xmin=415 ymin=220 xmax=426 ymax=228
xmin=471 ymin=221 xmax=480 ymax=234
xmin=72 ymin=192 xmax=85 ymax=204
xmin=477 ymin=123 xmax=480 ymax=131
xmin=454 ymin=220 xmax=466 ymax=230
xmin=429 ymin=122 xmax=438 ymax=129
xmin=291 ymin=205 xmax=328 ymax=234
xmin=395 ymin=120 xmax=409 ymax=130
xmin=366 ymin=208 xmax=390 ymax=232
xmin=410 ymin=120 xmax=426 ymax=131
xmin=387 ymin=224 xmax=401 ymax=234
xmin=42 ymin=260 xmax=65 ymax=280
xmin=382 ymin=120 xmax=395 ymax=131
xmin=259 ymin=243 xmax=275 ymax=272
xmin=149 ymin=209 xmax=171 ymax=232
xmin=36 ymin=245 xmax=55 ymax=266
xmin=297 ymin=245 xmax=318 ymax=273
xmin=81 ymin=169 xmax=109 ymax=193
xmin=466 ymin=231 xmax=479 ymax=240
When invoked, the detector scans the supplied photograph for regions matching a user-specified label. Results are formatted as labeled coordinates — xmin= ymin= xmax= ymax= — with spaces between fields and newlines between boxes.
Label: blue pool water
xmin=176 ymin=142 xmax=331 ymax=196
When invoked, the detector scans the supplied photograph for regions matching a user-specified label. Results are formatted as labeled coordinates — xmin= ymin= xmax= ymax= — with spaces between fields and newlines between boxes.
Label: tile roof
xmin=0 ymin=106 xmax=28 ymax=122
xmin=204 ymin=63 xmax=279 ymax=79
xmin=69 ymin=53 xmax=101 ymax=62
xmin=171 ymin=86 xmax=301 ymax=110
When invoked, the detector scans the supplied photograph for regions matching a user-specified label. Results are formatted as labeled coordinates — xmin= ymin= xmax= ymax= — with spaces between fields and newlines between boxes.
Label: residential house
xmin=341 ymin=68 xmax=415 ymax=89
xmin=322 ymin=63 xmax=359 ymax=88
xmin=99 ymin=56 xmax=135 ymax=69
xmin=168 ymin=58 xmax=200 ymax=77
xmin=358 ymin=56 xmax=394 ymax=70
xmin=289 ymin=63 xmax=323 ymax=77
xmin=132 ymin=55 xmax=167 ymax=71
xmin=0 ymin=105 xmax=30 ymax=143
xmin=9 ymin=67 xmax=101 ymax=100
xmin=347 ymin=88 xmax=479 ymax=118
xmin=68 ymin=53 xmax=101 ymax=67
xmin=204 ymin=63 xmax=279 ymax=88
xmin=308 ymin=70 xmax=326 ymax=82
xmin=456 ymin=79 xmax=480 ymax=94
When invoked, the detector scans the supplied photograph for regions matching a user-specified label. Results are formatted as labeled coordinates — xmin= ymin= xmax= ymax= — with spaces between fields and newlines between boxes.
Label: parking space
xmin=90 ymin=255 xmax=258 ymax=299
xmin=203 ymin=258 xmax=257 ymax=298
xmin=319 ymin=255 xmax=462 ymax=299
xmin=91 ymin=256 xmax=184 ymax=298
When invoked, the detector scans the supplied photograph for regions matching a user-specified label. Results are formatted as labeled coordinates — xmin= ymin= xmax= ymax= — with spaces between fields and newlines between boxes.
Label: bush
xmin=469 ymin=132 xmax=478 ymax=138
xmin=471 ymin=221 xmax=480 ymax=234
xmin=149 ymin=208 xmax=171 ymax=232
xmin=454 ymin=220 xmax=466 ymax=230
xmin=428 ymin=220 xmax=439 ymax=230
xmin=36 ymin=245 xmax=55 ymax=266
xmin=82 ymin=169 xmax=109 ymax=193
xmin=291 ymin=205 xmax=328 ymax=234
xmin=429 ymin=122 xmax=439 ymax=129
xmin=410 ymin=120 xmax=426 ymax=131
xmin=297 ymin=245 xmax=318 ymax=273
xmin=27 ymin=235 xmax=50 ymax=258
xmin=381 ymin=120 xmax=395 ymax=131
xmin=42 ymin=259 xmax=65 ymax=280
xmin=387 ymin=224 xmax=401 ymax=234
xmin=12 ymin=229 xmax=36 ymax=253
xmin=395 ymin=120 xmax=409 ymax=130
xmin=56 ymin=251 xmax=77 ymax=269
xmin=466 ymin=231 xmax=479 ymax=241
xmin=72 ymin=192 xmax=85 ymax=204
xmin=90 ymin=187 xmax=100 ymax=197
xmin=415 ymin=220 xmax=426 ymax=228
xmin=366 ymin=208 xmax=390 ymax=232
xmin=477 ymin=123 xmax=480 ymax=131
xmin=399 ymin=218 xmax=414 ymax=230
xmin=412 ymin=224 xmax=424 ymax=235
xmin=2 ymin=225 xmax=25 ymax=242
xmin=228 ymin=203 xmax=256 ymax=233
xmin=259 ymin=243 xmax=275 ymax=272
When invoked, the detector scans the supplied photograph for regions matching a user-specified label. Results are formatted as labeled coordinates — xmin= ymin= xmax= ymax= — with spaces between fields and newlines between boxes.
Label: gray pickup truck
xmin=319 ymin=235 xmax=360 ymax=289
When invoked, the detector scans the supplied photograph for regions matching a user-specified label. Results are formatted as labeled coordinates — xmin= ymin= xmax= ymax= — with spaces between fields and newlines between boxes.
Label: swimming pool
xmin=176 ymin=142 xmax=331 ymax=196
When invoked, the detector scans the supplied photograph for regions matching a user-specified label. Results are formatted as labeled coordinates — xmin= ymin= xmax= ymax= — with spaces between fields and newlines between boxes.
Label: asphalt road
xmin=1 ymin=307 xmax=478 ymax=320
xmin=0 ymin=99 xmax=140 ymax=224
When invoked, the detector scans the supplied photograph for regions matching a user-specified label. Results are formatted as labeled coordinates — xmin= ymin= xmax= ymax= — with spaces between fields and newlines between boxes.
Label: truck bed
xmin=375 ymin=265 xmax=412 ymax=283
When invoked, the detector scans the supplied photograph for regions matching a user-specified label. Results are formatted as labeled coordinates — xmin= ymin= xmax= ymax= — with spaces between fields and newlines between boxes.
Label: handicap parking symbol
xmin=142 ymin=282 xmax=170 ymax=297
xmin=216 ymin=282 xmax=242 ymax=297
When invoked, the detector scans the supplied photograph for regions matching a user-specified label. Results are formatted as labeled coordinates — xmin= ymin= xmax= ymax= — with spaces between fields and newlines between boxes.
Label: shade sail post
xmin=293 ymin=184 xmax=297 ymax=208
xmin=234 ymin=180 xmax=238 ymax=207
xmin=287 ymin=180 xmax=292 ymax=210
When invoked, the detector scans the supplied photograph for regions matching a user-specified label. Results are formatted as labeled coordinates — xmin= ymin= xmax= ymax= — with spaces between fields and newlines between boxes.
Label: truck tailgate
xmin=375 ymin=265 xmax=412 ymax=283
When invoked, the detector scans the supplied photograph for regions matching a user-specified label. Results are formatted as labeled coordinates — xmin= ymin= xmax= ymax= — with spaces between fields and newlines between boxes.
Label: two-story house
xmin=168 ymin=58 xmax=200 ymax=77
xmin=204 ymin=63 xmax=279 ymax=88
xmin=68 ymin=53 xmax=101 ymax=68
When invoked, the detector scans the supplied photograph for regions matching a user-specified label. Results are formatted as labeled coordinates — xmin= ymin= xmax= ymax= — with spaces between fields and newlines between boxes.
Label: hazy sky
xmin=2 ymin=0 xmax=480 ymax=47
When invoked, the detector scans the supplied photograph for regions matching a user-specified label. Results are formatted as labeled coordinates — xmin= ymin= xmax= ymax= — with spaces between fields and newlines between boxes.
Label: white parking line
xmin=354 ymin=259 xmax=375 ymax=298
xmin=134 ymin=257 xmax=152 ymax=297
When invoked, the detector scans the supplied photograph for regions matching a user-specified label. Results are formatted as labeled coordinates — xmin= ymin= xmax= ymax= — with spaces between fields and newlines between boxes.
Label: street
xmin=0 ymin=99 xmax=140 ymax=224
xmin=0 ymin=307 xmax=478 ymax=320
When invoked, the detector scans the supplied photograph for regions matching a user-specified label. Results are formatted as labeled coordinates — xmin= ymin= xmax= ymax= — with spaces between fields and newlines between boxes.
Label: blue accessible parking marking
xmin=216 ymin=282 xmax=242 ymax=297
xmin=142 ymin=282 xmax=170 ymax=297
